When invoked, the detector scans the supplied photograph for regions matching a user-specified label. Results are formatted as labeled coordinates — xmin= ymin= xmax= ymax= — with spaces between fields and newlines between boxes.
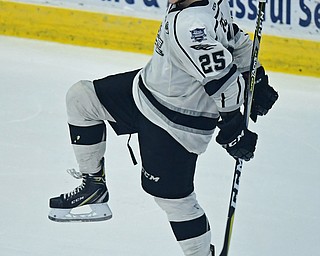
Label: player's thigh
xmin=93 ymin=69 xmax=141 ymax=134
xmin=138 ymin=116 xmax=198 ymax=199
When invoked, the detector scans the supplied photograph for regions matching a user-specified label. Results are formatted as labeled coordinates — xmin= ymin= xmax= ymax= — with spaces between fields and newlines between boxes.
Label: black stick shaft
xmin=219 ymin=1 xmax=266 ymax=255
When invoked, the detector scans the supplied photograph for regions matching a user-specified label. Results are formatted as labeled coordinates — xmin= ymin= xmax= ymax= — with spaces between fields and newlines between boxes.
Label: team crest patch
xmin=190 ymin=28 xmax=207 ymax=42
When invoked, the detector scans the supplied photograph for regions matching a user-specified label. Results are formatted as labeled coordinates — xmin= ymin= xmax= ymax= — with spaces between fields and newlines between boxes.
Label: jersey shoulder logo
xmin=190 ymin=28 xmax=207 ymax=42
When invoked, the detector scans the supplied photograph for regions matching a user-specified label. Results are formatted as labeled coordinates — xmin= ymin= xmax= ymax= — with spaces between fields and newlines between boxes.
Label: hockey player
xmin=48 ymin=0 xmax=278 ymax=255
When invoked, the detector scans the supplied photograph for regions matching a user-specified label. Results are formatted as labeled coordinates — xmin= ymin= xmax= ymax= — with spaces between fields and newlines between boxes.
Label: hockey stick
xmin=219 ymin=1 xmax=266 ymax=256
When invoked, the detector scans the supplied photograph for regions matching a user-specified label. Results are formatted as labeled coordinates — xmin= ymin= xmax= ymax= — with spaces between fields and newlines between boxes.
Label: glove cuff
xmin=216 ymin=110 xmax=245 ymax=146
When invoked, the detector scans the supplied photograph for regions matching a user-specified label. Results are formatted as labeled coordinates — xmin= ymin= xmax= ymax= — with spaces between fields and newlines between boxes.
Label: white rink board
xmin=10 ymin=0 xmax=320 ymax=41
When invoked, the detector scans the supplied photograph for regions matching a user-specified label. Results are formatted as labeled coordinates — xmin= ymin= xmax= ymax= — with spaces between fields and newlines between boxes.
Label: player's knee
xmin=66 ymin=80 xmax=91 ymax=109
xmin=154 ymin=192 xmax=204 ymax=221
xmin=66 ymin=80 xmax=94 ymax=121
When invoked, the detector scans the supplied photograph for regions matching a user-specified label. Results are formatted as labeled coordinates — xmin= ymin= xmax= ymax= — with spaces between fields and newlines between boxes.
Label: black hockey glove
xmin=243 ymin=66 xmax=279 ymax=122
xmin=216 ymin=110 xmax=258 ymax=161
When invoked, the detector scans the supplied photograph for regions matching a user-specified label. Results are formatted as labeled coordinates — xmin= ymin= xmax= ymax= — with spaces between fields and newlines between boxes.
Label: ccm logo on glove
xmin=216 ymin=110 xmax=258 ymax=161
xmin=222 ymin=130 xmax=245 ymax=148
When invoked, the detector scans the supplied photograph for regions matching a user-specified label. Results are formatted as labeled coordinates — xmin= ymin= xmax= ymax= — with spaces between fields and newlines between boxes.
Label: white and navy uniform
xmin=133 ymin=0 xmax=252 ymax=155
xmin=66 ymin=0 xmax=253 ymax=255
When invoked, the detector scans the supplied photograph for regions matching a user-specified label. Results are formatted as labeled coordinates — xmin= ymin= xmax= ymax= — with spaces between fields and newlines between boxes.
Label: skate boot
xmin=48 ymin=158 xmax=112 ymax=222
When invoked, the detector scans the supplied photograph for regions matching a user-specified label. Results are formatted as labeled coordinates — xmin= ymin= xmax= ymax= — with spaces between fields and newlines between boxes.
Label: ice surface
xmin=0 ymin=35 xmax=319 ymax=256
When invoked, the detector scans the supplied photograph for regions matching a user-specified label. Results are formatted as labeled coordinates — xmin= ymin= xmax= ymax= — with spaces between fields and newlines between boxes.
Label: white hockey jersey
xmin=132 ymin=0 xmax=253 ymax=154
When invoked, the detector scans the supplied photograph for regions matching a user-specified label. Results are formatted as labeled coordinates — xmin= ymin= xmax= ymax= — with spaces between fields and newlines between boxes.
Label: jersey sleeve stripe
xmin=203 ymin=64 xmax=237 ymax=96
xmin=236 ymin=77 xmax=242 ymax=104
xmin=214 ymin=20 xmax=219 ymax=32
xmin=173 ymin=12 xmax=206 ymax=78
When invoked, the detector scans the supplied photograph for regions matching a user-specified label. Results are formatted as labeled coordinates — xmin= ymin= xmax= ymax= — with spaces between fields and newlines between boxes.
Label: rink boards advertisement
xmin=0 ymin=0 xmax=319 ymax=77
xmin=7 ymin=0 xmax=320 ymax=40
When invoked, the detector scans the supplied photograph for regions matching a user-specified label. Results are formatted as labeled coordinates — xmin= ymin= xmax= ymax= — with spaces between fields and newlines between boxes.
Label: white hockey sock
xmin=154 ymin=192 xmax=212 ymax=256
xmin=72 ymin=141 xmax=106 ymax=174
xmin=65 ymin=80 xmax=115 ymax=174
xmin=179 ymin=231 xmax=211 ymax=256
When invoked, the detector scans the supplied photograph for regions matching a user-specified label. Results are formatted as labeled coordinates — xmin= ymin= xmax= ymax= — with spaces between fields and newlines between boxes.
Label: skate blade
xmin=48 ymin=202 xmax=112 ymax=223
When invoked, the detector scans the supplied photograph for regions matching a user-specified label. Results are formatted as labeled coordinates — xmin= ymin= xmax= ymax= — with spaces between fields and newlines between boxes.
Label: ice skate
xmin=48 ymin=158 xmax=112 ymax=222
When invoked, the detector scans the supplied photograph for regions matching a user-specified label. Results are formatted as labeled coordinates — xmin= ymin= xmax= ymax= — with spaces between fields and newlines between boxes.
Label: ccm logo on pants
xmin=142 ymin=167 xmax=160 ymax=182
